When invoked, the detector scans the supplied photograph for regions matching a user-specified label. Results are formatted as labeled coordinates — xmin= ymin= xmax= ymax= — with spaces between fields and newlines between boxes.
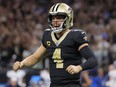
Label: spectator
xmin=6 ymin=77 xmax=20 ymax=87
xmin=6 ymin=69 xmax=26 ymax=87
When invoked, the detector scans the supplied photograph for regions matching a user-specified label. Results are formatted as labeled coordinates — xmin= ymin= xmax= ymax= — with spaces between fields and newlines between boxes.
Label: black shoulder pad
xmin=71 ymin=29 xmax=89 ymax=45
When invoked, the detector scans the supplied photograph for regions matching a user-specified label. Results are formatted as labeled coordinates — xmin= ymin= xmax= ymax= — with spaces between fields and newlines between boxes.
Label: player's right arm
xmin=13 ymin=44 xmax=47 ymax=71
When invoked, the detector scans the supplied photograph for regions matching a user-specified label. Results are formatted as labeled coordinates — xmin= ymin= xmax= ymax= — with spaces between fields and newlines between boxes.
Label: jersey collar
xmin=51 ymin=30 xmax=70 ymax=46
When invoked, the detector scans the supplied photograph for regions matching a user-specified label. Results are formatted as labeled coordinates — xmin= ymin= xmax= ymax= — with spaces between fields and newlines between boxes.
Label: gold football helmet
xmin=48 ymin=3 xmax=73 ymax=33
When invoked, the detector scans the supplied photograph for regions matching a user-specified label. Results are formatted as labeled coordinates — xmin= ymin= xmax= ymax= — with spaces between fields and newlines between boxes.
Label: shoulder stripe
xmin=78 ymin=43 xmax=89 ymax=51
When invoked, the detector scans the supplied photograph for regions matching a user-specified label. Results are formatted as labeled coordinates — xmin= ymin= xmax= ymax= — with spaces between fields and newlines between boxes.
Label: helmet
xmin=48 ymin=3 xmax=73 ymax=33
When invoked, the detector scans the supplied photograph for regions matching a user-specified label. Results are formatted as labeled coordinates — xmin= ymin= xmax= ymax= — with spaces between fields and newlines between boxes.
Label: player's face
xmin=51 ymin=15 xmax=64 ymax=28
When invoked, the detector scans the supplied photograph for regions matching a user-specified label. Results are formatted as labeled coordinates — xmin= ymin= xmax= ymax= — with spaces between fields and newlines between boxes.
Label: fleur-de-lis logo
xmin=83 ymin=36 xmax=88 ymax=41
xmin=47 ymin=41 xmax=50 ymax=46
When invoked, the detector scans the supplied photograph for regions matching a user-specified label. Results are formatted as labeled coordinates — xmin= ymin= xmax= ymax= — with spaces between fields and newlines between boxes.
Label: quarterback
xmin=13 ymin=3 xmax=98 ymax=87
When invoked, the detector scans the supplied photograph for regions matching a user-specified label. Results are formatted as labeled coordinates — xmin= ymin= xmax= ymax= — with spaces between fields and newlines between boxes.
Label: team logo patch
xmin=47 ymin=41 xmax=51 ymax=46
xmin=83 ymin=36 xmax=88 ymax=41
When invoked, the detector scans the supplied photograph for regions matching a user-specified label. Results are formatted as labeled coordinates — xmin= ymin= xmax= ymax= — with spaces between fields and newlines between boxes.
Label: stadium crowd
xmin=0 ymin=0 xmax=116 ymax=87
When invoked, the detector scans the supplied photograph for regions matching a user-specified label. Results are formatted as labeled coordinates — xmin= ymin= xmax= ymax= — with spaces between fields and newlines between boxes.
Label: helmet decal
xmin=52 ymin=3 xmax=61 ymax=12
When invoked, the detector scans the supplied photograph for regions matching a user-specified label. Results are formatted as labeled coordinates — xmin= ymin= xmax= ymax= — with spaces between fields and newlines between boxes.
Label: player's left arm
xmin=77 ymin=31 xmax=98 ymax=70
xmin=66 ymin=30 xmax=98 ymax=74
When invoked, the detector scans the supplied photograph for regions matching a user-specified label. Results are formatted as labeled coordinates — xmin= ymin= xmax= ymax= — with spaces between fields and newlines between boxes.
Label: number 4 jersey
xmin=42 ymin=29 xmax=89 ymax=85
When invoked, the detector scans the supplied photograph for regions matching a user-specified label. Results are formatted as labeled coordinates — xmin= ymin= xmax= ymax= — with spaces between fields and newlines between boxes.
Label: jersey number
xmin=52 ymin=48 xmax=64 ymax=68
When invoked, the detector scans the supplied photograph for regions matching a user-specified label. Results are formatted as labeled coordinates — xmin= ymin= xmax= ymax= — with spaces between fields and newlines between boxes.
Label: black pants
xmin=50 ymin=83 xmax=81 ymax=87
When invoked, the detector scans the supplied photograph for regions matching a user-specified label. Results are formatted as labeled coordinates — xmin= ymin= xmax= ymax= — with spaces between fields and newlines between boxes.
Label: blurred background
xmin=0 ymin=0 xmax=116 ymax=87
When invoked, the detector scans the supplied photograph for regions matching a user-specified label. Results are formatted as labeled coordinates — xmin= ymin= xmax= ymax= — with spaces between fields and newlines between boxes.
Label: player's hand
xmin=13 ymin=61 xmax=23 ymax=71
xmin=66 ymin=65 xmax=82 ymax=74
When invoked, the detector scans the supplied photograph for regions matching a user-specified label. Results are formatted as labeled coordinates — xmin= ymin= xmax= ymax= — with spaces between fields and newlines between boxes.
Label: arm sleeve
xmin=79 ymin=46 xmax=98 ymax=70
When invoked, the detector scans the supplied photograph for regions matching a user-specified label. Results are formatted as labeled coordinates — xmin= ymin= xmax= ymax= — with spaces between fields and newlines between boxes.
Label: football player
xmin=13 ymin=3 xmax=98 ymax=87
